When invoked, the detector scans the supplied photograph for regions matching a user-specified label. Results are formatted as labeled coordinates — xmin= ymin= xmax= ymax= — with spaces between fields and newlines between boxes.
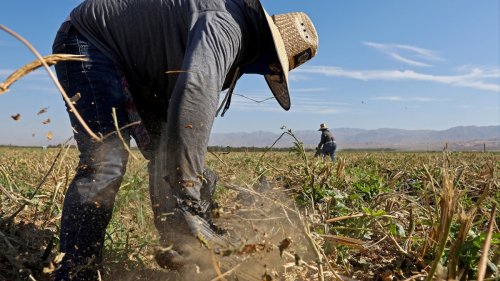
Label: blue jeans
xmin=52 ymin=23 xmax=132 ymax=281
xmin=52 ymin=22 xmax=216 ymax=280
xmin=321 ymin=141 xmax=337 ymax=161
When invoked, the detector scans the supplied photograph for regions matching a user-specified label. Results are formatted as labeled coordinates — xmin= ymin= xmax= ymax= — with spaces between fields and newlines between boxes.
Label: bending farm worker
xmin=51 ymin=0 xmax=318 ymax=280
xmin=317 ymin=123 xmax=337 ymax=161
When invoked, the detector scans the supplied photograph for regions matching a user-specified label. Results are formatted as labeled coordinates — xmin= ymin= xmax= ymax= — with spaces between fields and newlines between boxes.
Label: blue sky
xmin=0 ymin=0 xmax=499 ymax=145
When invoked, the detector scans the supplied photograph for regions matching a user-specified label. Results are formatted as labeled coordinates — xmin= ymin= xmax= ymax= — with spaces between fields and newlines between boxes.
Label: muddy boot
xmin=155 ymin=169 xmax=227 ymax=271
xmin=154 ymin=200 xmax=221 ymax=269
xmin=199 ymin=168 xmax=226 ymax=234
xmin=154 ymin=245 xmax=185 ymax=270
xmin=154 ymin=211 xmax=202 ymax=270
xmin=155 ymin=241 xmax=215 ymax=278
xmin=154 ymin=209 xmax=223 ymax=280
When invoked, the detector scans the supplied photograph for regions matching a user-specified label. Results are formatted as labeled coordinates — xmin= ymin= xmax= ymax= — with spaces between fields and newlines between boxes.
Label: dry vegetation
xmin=0 ymin=144 xmax=498 ymax=281
xmin=1 ymin=24 xmax=499 ymax=281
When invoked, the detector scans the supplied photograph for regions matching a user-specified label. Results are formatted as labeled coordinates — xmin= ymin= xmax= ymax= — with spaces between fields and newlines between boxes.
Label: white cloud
xmin=456 ymin=65 xmax=500 ymax=78
xmin=298 ymin=66 xmax=500 ymax=92
xmin=302 ymin=107 xmax=342 ymax=114
xmin=393 ymin=44 xmax=442 ymax=60
xmin=458 ymin=105 xmax=475 ymax=109
xmin=288 ymin=72 xmax=311 ymax=81
xmin=389 ymin=53 xmax=431 ymax=67
xmin=292 ymin=95 xmax=349 ymax=106
xmin=293 ymin=87 xmax=329 ymax=93
xmin=364 ymin=42 xmax=443 ymax=67
xmin=372 ymin=96 xmax=445 ymax=102
xmin=410 ymin=97 xmax=444 ymax=102
xmin=372 ymin=96 xmax=403 ymax=101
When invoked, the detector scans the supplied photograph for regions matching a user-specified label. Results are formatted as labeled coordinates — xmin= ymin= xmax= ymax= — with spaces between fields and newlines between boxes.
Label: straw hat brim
xmin=261 ymin=7 xmax=291 ymax=111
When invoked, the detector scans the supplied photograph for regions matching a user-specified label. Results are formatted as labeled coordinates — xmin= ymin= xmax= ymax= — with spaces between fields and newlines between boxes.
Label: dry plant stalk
xmin=111 ymin=107 xmax=138 ymax=161
xmin=447 ymin=181 xmax=491 ymax=279
xmin=336 ymin=157 xmax=346 ymax=180
xmin=425 ymin=166 xmax=459 ymax=281
xmin=325 ymin=212 xmax=364 ymax=223
xmin=0 ymin=54 xmax=86 ymax=94
xmin=208 ymin=150 xmax=237 ymax=175
xmin=447 ymin=211 xmax=471 ymax=278
xmin=4 ymin=137 xmax=72 ymax=222
xmin=209 ymin=263 xmax=241 ymax=281
xmin=210 ymin=251 xmax=226 ymax=281
xmin=301 ymin=215 xmax=325 ymax=281
xmin=477 ymin=203 xmax=497 ymax=281
xmin=320 ymin=234 xmax=365 ymax=249
xmin=0 ymin=24 xmax=101 ymax=141
xmin=0 ymin=183 xmax=18 ymax=202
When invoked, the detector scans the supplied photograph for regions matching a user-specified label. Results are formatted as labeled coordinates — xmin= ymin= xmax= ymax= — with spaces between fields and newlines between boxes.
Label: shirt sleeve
xmin=165 ymin=11 xmax=242 ymax=201
xmin=318 ymin=132 xmax=325 ymax=148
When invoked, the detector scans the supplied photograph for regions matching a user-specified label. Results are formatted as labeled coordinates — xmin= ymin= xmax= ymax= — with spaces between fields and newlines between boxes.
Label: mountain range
xmin=208 ymin=125 xmax=500 ymax=151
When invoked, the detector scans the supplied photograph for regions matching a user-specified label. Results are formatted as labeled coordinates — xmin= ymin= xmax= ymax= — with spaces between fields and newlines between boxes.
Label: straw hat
xmin=318 ymin=123 xmax=328 ymax=131
xmin=260 ymin=5 xmax=319 ymax=110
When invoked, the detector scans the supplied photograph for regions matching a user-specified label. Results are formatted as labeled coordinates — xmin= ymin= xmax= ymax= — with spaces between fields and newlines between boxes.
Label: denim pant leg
xmin=52 ymin=26 xmax=130 ymax=281
xmin=330 ymin=142 xmax=337 ymax=161
xmin=322 ymin=142 xmax=336 ymax=162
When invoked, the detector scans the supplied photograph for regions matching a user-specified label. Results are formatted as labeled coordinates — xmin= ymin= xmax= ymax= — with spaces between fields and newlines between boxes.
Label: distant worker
xmin=317 ymin=123 xmax=336 ymax=161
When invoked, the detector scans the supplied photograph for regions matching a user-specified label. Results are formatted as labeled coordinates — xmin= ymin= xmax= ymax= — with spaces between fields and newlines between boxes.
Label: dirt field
xmin=0 ymin=146 xmax=498 ymax=280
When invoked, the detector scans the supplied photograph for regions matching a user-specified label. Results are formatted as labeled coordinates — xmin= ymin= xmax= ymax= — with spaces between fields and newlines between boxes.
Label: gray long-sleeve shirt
xmin=318 ymin=129 xmax=335 ymax=149
xmin=70 ymin=0 xmax=267 ymax=99
xmin=69 ymin=0 xmax=271 ymax=200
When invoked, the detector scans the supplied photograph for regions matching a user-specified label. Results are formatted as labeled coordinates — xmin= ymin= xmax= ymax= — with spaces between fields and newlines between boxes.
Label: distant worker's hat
xmin=319 ymin=123 xmax=328 ymax=131
xmin=259 ymin=4 xmax=319 ymax=111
